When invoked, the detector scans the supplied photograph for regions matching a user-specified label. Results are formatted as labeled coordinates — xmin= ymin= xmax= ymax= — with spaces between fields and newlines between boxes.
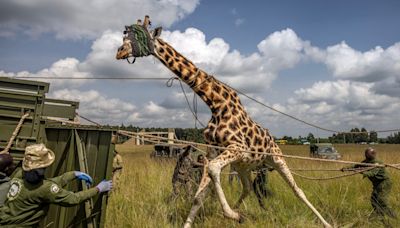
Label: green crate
xmin=0 ymin=77 xmax=114 ymax=228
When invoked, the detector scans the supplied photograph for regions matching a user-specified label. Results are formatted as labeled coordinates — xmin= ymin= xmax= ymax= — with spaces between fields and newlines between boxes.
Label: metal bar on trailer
xmin=75 ymin=130 xmax=96 ymax=228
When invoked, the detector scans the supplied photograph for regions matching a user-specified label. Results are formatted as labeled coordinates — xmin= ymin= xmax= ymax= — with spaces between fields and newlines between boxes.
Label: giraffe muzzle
xmin=115 ymin=50 xmax=129 ymax=60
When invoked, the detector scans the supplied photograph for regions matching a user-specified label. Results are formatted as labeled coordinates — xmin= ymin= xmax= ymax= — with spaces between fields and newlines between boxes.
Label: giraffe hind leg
xmin=271 ymin=157 xmax=332 ymax=228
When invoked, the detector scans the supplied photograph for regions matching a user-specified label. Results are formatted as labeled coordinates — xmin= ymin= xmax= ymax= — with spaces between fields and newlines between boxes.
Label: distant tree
xmin=387 ymin=132 xmax=400 ymax=144
xmin=307 ymin=133 xmax=315 ymax=143
xmin=369 ymin=131 xmax=378 ymax=143
xmin=354 ymin=128 xmax=368 ymax=143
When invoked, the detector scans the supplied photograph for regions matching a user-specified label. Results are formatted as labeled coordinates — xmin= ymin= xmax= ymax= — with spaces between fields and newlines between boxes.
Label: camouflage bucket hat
xmin=22 ymin=144 xmax=55 ymax=171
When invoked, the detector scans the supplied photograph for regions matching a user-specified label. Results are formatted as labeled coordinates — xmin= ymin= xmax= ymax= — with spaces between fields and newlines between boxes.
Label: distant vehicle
xmin=360 ymin=142 xmax=368 ymax=145
xmin=150 ymin=144 xmax=187 ymax=158
xmin=276 ymin=139 xmax=288 ymax=145
xmin=310 ymin=143 xmax=341 ymax=160
xmin=303 ymin=141 xmax=310 ymax=145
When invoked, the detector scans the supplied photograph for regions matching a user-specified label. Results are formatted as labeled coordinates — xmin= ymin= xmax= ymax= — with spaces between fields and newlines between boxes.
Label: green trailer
xmin=0 ymin=77 xmax=115 ymax=228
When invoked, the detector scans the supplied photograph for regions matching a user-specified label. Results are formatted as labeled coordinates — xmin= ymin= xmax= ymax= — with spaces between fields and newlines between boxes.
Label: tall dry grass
xmin=105 ymin=144 xmax=400 ymax=228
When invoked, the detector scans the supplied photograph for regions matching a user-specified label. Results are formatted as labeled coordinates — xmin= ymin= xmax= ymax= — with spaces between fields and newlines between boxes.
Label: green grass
xmin=105 ymin=144 xmax=400 ymax=228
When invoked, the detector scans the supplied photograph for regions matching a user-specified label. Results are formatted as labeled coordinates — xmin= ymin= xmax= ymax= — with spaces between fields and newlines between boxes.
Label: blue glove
xmin=74 ymin=171 xmax=93 ymax=185
xmin=96 ymin=180 xmax=113 ymax=193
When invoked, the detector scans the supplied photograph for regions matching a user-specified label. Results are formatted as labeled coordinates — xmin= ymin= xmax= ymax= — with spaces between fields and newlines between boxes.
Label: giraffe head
xmin=116 ymin=15 xmax=162 ymax=60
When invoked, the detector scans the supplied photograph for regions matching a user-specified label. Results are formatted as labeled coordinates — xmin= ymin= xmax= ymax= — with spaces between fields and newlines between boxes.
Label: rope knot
xmin=166 ymin=76 xmax=180 ymax=87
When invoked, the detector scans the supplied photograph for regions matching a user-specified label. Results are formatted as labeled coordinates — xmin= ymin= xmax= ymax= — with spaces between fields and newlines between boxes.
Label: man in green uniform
xmin=0 ymin=154 xmax=15 ymax=206
xmin=252 ymin=164 xmax=274 ymax=209
xmin=112 ymin=149 xmax=123 ymax=191
xmin=192 ymin=154 xmax=205 ymax=184
xmin=343 ymin=147 xmax=396 ymax=219
xmin=0 ymin=144 xmax=113 ymax=227
xmin=172 ymin=145 xmax=203 ymax=198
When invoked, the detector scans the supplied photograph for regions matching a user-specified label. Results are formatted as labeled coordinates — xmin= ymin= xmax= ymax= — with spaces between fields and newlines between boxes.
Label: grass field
xmin=105 ymin=144 xmax=400 ymax=228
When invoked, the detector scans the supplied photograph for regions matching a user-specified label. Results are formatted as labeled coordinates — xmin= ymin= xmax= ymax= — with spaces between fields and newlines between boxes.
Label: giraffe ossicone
xmin=116 ymin=16 xmax=333 ymax=228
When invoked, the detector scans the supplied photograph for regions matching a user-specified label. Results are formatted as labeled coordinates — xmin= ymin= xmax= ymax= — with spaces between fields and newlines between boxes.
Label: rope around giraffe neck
xmin=166 ymin=69 xmax=207 ymax=128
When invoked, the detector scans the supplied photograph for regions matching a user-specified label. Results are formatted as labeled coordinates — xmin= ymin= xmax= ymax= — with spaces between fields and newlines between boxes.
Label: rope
xmin=291 ymin=167 xmax=375 ymax=181
xmin=193 ymin=92 xmax=198 ymax=129
xmin=291 ymin=168 xmax=348 ymax=172
xmin=178 ymin=80 xmax=206 ymax=128
xmin=10 ymin=75 xmax=400 ymax=133
xmin=12 ymin=76 xmax=169 ymax=80
xmin=45 ymin=117 xmax=80 ymax=125
xmin=75 ymin=113 xmax=101 ymax=126
xmin=166 ymin=74 xmax=206 ymax=128
xmin=117 ymin=130 xmax=400 ymax=170
xmin=119 ymin=132 xmax=400 ymax=182
xmin=0 ymin=112 xmax=30 ymax=154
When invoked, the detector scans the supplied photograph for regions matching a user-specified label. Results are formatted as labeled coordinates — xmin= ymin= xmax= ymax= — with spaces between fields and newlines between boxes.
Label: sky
xmin=0 ymin=0 xmax=400 ymax=138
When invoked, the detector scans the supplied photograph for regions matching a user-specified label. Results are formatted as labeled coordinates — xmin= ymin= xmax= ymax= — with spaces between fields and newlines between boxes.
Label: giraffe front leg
xmin=208 ymin=147 xmax=243 ymax=222
xmin=272 ymin=156 xmax=332 ymax=228
xmin=233 ymin=168 xmax=252 ymax=209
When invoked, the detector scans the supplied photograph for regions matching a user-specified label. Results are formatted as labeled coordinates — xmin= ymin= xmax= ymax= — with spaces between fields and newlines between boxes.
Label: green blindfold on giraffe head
xmin=116 ymin=15 xmax=162 ymax=62
xmin=124 ymin=24 xmax=153 ymax=57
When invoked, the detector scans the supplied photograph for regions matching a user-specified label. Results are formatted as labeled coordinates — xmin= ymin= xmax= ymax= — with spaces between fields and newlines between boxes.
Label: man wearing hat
xmin=342 ymin=147 xmax=396 ymax=219
xmin=0 ymin=144 xmax=113 ymax=227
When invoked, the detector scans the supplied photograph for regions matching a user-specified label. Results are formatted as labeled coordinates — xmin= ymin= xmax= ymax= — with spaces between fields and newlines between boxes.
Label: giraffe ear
xmin=152 ymin=27 xmax=162 ymax=38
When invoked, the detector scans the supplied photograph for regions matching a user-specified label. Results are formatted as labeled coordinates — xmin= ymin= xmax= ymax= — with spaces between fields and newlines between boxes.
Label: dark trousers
xmin=371 ymin=180 xmax=396 ymax=218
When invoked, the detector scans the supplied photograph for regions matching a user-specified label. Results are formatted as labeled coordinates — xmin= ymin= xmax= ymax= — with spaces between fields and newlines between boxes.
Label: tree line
xmin=117 ymin=124 xmax=205 ymax=143
xmin=115 ymin=124 xmax=400 ymax=144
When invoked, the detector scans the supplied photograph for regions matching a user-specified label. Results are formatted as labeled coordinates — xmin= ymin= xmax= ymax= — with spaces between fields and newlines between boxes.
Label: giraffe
xmin=116 ymin=16 xmax=332 ymax=228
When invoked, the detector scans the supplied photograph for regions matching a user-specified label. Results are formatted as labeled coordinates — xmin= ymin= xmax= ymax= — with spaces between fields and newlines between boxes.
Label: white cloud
xmin=0 ymin=58 xmax=90 ymax=88
xmin=0 ymin=0 xmax=199 ymax=39
xmin=283 ymin=80 xmax=400 ymax=131
xmin=2 ymin=24 xmax=400 ymax=134
xmin=50 ymin=89 xmax=136 ymax=125
xmin=127 ymin=101 xmax=209 ymax=127
xmin=315 ymin=42 xmax=400 ymax=82
xmin=163 ymin=28 xmax=308 ymax=92
xmin=2 ymin=27 xmax=306 ymax=93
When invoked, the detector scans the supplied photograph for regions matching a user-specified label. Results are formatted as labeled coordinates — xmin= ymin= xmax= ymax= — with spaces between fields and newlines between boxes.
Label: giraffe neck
xmin=153 ymin=38 xmax=242 ymax=113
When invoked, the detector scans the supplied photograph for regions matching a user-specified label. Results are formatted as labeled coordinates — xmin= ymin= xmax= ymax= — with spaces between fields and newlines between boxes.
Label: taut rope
xmin=0 ymin=112 xmax=30 ymax=154
xmin=291 ymin=167 xmax=375 ymax=181
xmin=117 ymin=130 xmax=400 ymax=170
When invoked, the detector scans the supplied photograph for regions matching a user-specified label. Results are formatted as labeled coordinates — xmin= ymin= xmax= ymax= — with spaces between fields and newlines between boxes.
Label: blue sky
xmin=174 ymin=0 xmax=400 ymax=51
xmin=1 ymin=0 xmax=400 ymax=137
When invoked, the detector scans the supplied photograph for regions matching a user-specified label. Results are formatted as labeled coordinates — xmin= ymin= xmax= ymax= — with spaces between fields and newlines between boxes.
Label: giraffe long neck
xmin=153 ymin=38 xmax=242 ymax=113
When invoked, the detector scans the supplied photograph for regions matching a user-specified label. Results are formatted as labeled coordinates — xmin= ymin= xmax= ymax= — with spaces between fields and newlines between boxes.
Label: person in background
xmin=252 ymin=164 xmax=274 ymax=209
xmin=112 ymin=149 xmax=123 ymax=191
xmin=0 ymin=154 xmax=15 ymax=206
xmin=342 ymin=147 xmax=396 ymax=219
xmin=0 ymin=144 xmax=113 ymax=227
xmin=192 ymin=154 xmax=205 ymax=184
xmin=172 ymin=145 xmax=200 ymax=198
